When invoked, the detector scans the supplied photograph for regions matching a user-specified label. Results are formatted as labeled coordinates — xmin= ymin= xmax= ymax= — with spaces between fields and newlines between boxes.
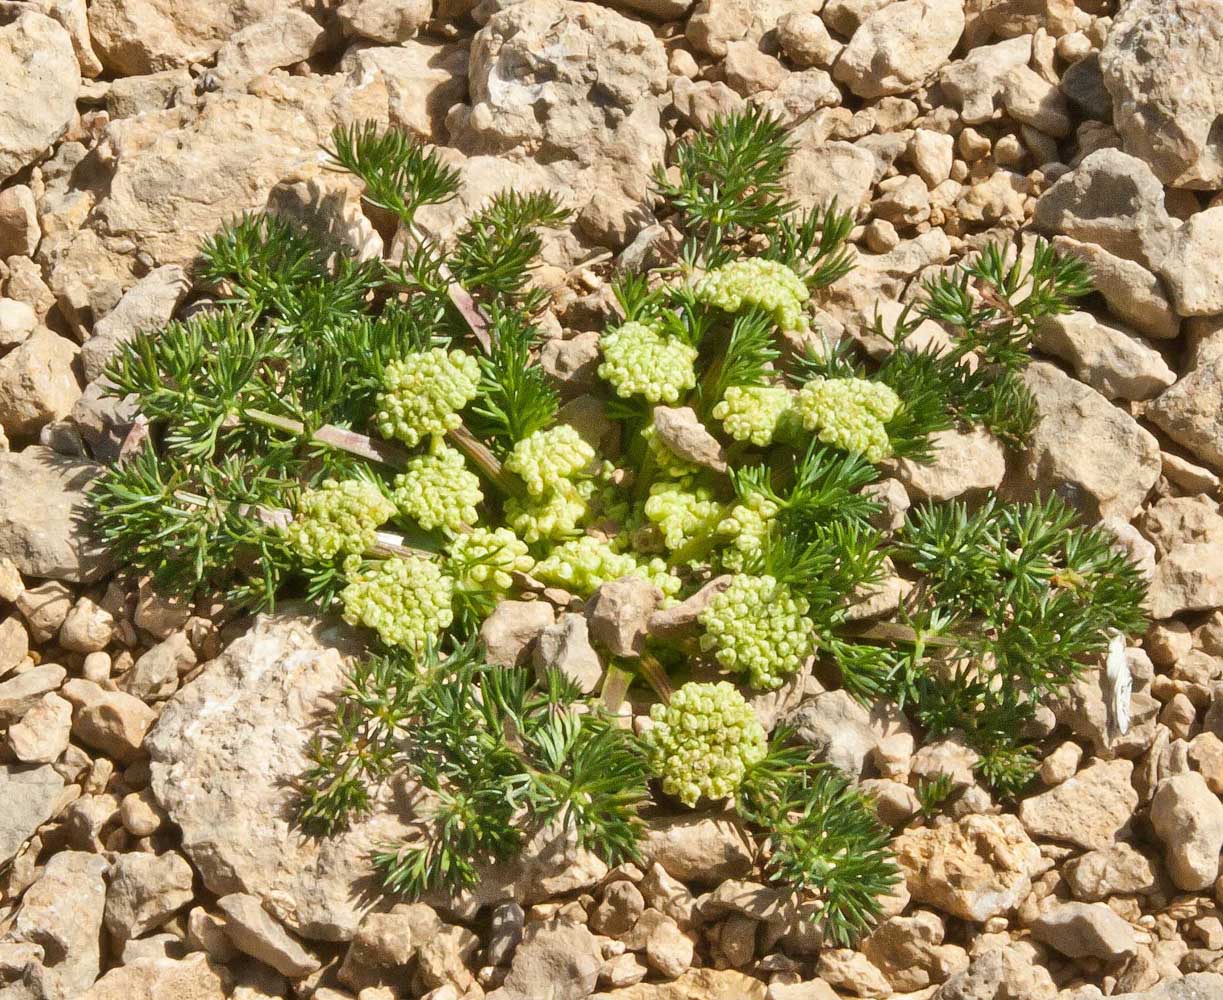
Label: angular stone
xmin=785 ymin=690 xmax=877 ymax=778
xmin=480 ymin=600 xmax=555 ymax=667
xmin=80 ymin=265 xmax=189 ymax=383
xmin=1032 ymin=311 xmax=1174 ymax=401
xmin=640 ymin=812 xmax=754 ymax=886
xmin=105 ymin=852 xmax=195 ymax=942
xmin=1033 ymin=149 xmax=1175 ymax=269
xmin=1018 ymin=759 xmax=1137 ymax=851
xmin=587 ymin=577 xmax=659 ymax=658
xmin=209 ymin=10 xmax=324 ymax=89
xmin=1148 ymin=355 xmax=1223 ymax=472
xmin=338 ymin=0 xmax=430 ymax=43
xmin=1159 ymin=206 xmax=1223 ymax=317
xmin=652 ymin=406 xmax=727 ymax=473
xmin=0 ymin=448 xmax=112 ymax=582
xmin=1051 ymin=236 xmax=1180 ymax=341
xmin=0 ymin=329 xmax=81 ymax=439
xmin=586 ymin=967 xmax=766 ymax=999
xmin=1008 ymin=362 xmax=1160 ymax=520
xmin=1151 ymin=772 xmax=1223 ymax=891
xmin=496 ymin=920 xmax=602 ymax=1000
xmin=1031 ymin=901 xmax=1138 ymax=960
xmin=834 ymin=0 xmax=966 ymax=99
xmin=1063 ymin=843 xmax=1159 ymax=902
xmin=783 ymin=141 xmax=878 ymax=215
xmin=939 ymin=35 xmax=1032 ymax=125
xmin=1148 ymin=544 xmax=1223 ymax=619
xmin=12 ymin=851 xmax=108 ymax=994
xmin=893 ymin=814 xmax=1043 ymax=922
xmin=7 ymin=692 xmax=72 ymax=763
xmin=0 ymin=12 xmax=78 ymax=184
xmin=533 ymin=613 xmax=603 ymax=694
xmin=0 ymin=764 xmax=64 ymax=865
xmin=1100 ymin=0 xmax=1223 ymax=189
xmin=218 ymin=892 xmax=321 ymax=978
xmin=0 ymin=186 xmax=39 ymax=259
xmin=63 ymin=679 xmax=157 ymax=762
xmin=0 ymin=664 xmax=67 ymax=726
xmin=80 ymin=954 xmax=229 ymax=1000
xmin=894 ymin=427 xmax=1006 ymax=501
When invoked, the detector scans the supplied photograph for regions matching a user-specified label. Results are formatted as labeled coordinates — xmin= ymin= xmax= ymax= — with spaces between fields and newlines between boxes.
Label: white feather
xmin=1104 ymin=630 xmax=1132 ymax=737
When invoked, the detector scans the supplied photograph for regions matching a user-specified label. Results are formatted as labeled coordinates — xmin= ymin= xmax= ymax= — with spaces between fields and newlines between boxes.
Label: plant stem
xmin=637 ymin=654 xmax=673 ymax=703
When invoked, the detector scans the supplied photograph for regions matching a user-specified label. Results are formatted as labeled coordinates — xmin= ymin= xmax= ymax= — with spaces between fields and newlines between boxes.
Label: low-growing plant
xmin=90 ymin=109 xmax=1146 ymax=944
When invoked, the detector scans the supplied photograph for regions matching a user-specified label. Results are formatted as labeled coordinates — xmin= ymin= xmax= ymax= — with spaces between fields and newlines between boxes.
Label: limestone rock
xmin=1148 ymin=356 xmax=1223 ymax=472
xmin=217 ymin=892 xmax=321 ymax=978
xmin=145 ymin=614 xmax=415 ymax=941
xmin=12 ymin=851 xmax=108 ymax=994
xmin=1075 ymin=976 xmax=1223 ymax=1000
xmin=1032 ymin=311 xmax=1174 ymax=401
xmin=939 ymin=34 xmax=1032 ymax=125
xmin=6 ymin=692 xmax=72 ymax=763
xmin=105 ymin=68 xmax=194 ymax=120
xmin=80 ymin=266 xmax=190 ymax=383
xmin=338 ymin=0 xmax=430 ymax=44
xmin=480 ymin=599 xmax=555 ymax=666
xmin=63 ymin=679 xmax=157 ymax=762
xmin=1019 ymin=758 xmax=1137 ymax=850
xmin=1148 ymin=544 xmax=1223 ymax=619
xmin=495 ymin=920 xmax=602 ymax=1000
xmin=783 ymin=141 xmax=878 ymax=216
xmin=935 ymin=945 xmax=1057 ymax=1000
xmin=1099 ymin=0 xmax=1223 ymax=189
xmin=209 ymin=10 xmax=325 ymax=90
xmin=894 ymin=427 xmax=1006 ymax=502
xmin=1030 ymin=901 xmax=1138 ymax=961
xmin=0 ymin=764 xmax=63 ymax=865
xmin=1032 ymin=149 xmax=1175 ymax=270
xmin=1150 ymin=772 xmax=1223 ymax=891
xmin=640 ymin=812 xmax=754 ymax=886
xmin=0 ymin=665 xmax=66 ymax=726
xmin=862 ymin=910 xmax=969 ymax=992
xmin=0 ymin=13 xmax=79 ymax=184
xmin=588 ymin=967 xmax=766 ymax=1000
xmin=0 ymin=329 xmax=81 ymax=439
xmin=341 ymin=40 xmax=469 ymax=143
xmin=834 ymin=0 xmax=966 ymax=99
xmin=105 ymin=852 xmax=195 ymax=942
xmin=1063 ymin=843 xmax=1158 ymax=901
xmin=648 ymin=576 xmax=731 ymax=641
xmin=1008 ymin=362 xmax=1159 ymax=520
xmin=652 ymin=406 xmax=727 ymax=473
xmin=1051 ymin=236 xmax=1180 ymax=341
xmin=893 ymin=814 xmax=1043 ymax=922
xmin=1002 ymin=65 xmax=1071 ymax=138
xmin=0 ymin=186 xmax=39 ymax=259
xmin=587 ymin=577 xmax=659 ymax=658
xmin=0 ymin=447 xmax=112 ymax=583
xmin=87 ymin=0 xmax=288 ymax=75
xmin=785 ymin=690 xmax=877 ymax=778
xmin=533 ymin=613 xmax=604 ymax=694
xmin=1159 ymin=206 xmax=1223 ymax=317
xmin=452 ymin=0 xmax=668 ymax=248
xmin=80 ymin=954 xmax=229 ymax=1000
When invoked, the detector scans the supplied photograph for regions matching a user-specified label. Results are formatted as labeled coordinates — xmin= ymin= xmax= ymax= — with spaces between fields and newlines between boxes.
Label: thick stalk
xmin=637 ymin=654 xmax=674 ymax=703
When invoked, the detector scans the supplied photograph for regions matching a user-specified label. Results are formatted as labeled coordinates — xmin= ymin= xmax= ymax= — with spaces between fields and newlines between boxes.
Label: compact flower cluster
xmin=695 ymin=257 xmax=811 ymax=333
xmin=376 ymin=347 xmax=481 ymax=447
xmin=699 ymin=574 xmax=817 ymax=689
xmin=598 ymin=320 xmax=698 ymax=404
xmin=392 ymin=445 xmax=483 ymax=533
xmin=713 ymin=385 xmax=793 ymax=446
xmin=281 ymin=479 xmax=396 ymax=562
xmin=793 ymin=376 xmax=902 ymax=463
xmin=646 ymin=681 xmax=767 ymax=806
xmin=340 ymin=554 xmax=455 ymax=652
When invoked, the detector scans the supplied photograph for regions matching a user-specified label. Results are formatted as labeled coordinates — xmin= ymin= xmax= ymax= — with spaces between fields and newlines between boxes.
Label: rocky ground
xmin=2 ymin=0 xmax=1223 ymax=998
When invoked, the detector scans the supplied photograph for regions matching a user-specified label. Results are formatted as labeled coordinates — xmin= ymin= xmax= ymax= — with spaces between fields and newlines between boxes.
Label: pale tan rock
xmin=209 ymin=10 xmax=324 ymax=89
xmin=816 ymin=949 xmax=891 ymax=996
xmin=1008 ymin=361 xmax=1160 ymax=520
xmin=863 ymin=910 xmax=968 ymax=991
xmin=1032 ymin=311 xmax=1174 ymax=401
xmin=645 ymin=916 xmax=694 ymax=979
xmin=0 ymin=664 xmax=67 ymax=725
xmin=640 ymin=812 xmax=754 ymax=885
xmin=0 ymin=298 xmax=36 ymax=348
xmin=0 ymin=13 xmax=78 ymax=184
xmin=910 ymin=129 xmax=955 ymax=187
xmin=1151 ymin=772 xmax=1223 ymax=891
xmin=591 ymin=881 xmax=646 ymax=937
xmin=1002 ymin=64 xmax=1072 ymax=137
xmin=585 ymin=967 xmax=766 ymax=999
xmin=652 ymin=406 xmax=727 ymax=473
xmin=1033 ymin=149 xmax=1175 ymax=269
xmin=15 ymin=579 xmax=72 ymax=643
xmin=1148 ymin=544 xmax=1223 ymax=619
xmin=12 ymin=850 xmax=108 ymax=994
xmin=1038 ymin=741 xmax=1082 ymax=786
xmin=587 ymin=577 xmax=659 ymax=658
xmin=121 ymin=631 xmax=195 ymax=700
xmin=834 ymin=0 xmax=966 ymax=99
xmin=1030 ymin=901 xmax=1138 ymax=960
xmin=783 ymin=140 xmax=878 ymax=215
xmin=776 ymin=12 xmax=841 ymax=69
xmin=935 ymin=945 xmax=1057 ymax=1000
xmin=894 ymin=814 xmax=1043 ymax=922
xmin=105 ymin=852 xmax=195 ymax=941
xmin=63 ymin=677 xmax=157 ymax=762
xmin=417 ymin=922 xmax=479 ymax=994
xmin=1063 ymin=843 xmax=1158 ymax=901
xmin=0 ymin=763 xmax=63 ymax=866
xmin=120 ymin=787 xmax=165 ymax=837
xmin=786 ymin=690 xmax=877 ymax=777
xmin=1051 ymin=237 xmax=1180 ymax=341
xmin=955 ymin=168 xmax=1029 ymax=226
xmin=894 ymin=427 xmax=1006 ymax=501
xmin=533 ymin=613 xmax=603 ymax=694
xmin=59 ymin=597 xmax=116 ymax=653
xmin=0 ymin=186 xmax=39 ymax=258
xmin=1018 ymin=758 xmax=1137 ymax=850
xmin=338 ymin=0 xmax=430 ymax=44
xmin=1100 ymin=0 xmax=1223 ymax=189
xmin=0 ymin=329 xmax=81 ymax=438
xmin=81 ymin=954 xmax=230 ymax=1000
xmin=480 ymin=599 xmax=555 ymax=667
xmin=81 ymin=265 xmax=190 ymax=383
xmin=939 ymin=34 xmax=1032 ymax=124
xmin=7 ymin=691 xmax=71 ymax=763
xmin=0 ymin=615 xmax=29 ymax=676
xmin=1160 ymin=206 xmax=1223 ymax=317
xmin=723 ymin=41 xmax=787 ymax=96
xmin=496 ymin=919 xmax=602 ymax=1000
xmin=1140 ymin=496 xmax=1223 ymax=559
xmin=1149 ymin=355 xmax=1223 ymax=472
xmin=219 ymin=892 xmax=321 ymax=978
xmin=106 ymin=68 xmax=193 ymax=119
xmin=87 ymin=0 xmax=288 ymax=75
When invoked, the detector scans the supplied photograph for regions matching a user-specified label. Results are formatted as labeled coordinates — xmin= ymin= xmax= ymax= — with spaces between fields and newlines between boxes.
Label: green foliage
xmin=915 ymin=773 xmax=955 ymax=820
xmin=89 ymin=111 xmax=1149 ymax=944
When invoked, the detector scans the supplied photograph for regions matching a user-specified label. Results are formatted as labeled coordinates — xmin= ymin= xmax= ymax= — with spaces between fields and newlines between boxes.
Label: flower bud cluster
xmin=376 ymin=348 xmax=481 ymax=447
xmin=792 ymin=376 xmax=901 ymax=463
xmin=392 ymin=445 xmax=482 ymax=533
xmin=717 ymin=492 xmax=781 ymax=571
xmin=644 ymin=480 xmax=723 ymax=552
xmin=699 ymin=574 xmax=815 ymax=689
xmin=533 ymin=535 xmax=680 ymax=598
xmin=282 ymin=479 xmax=395 ymax=562
xmin=340 ymin=554 xmax=454 ymax=652
xmin=598 ymin=321 xmax=698 ymax=404
xmin=647 ymin=681 xmax=767 ymax=807
xmin=506 ymin=425 xmax=596 ymax=497
xmin=694 ymin=258 xmax=809 ymax=332
xmin=712 ymin=385 xmax=793 ymax=446
xmin=447 ymin=527 xmax=534 ymax=597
